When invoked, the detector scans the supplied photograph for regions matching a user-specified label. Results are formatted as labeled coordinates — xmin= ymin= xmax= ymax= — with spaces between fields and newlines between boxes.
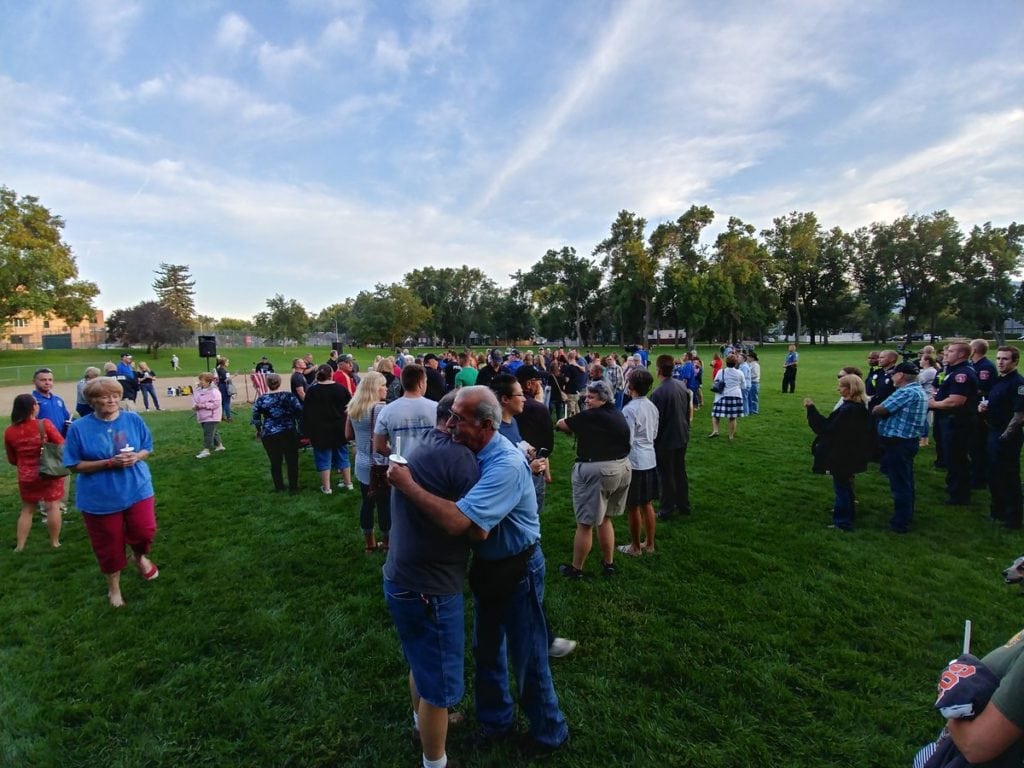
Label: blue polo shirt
xmin=63 ymin=411 xmax=154 ymax=514
xmin=457 ymin=433 xmax=540 ymax=560
xmin=877 ymin=381 xmax=928 ymax=439
xmin=32 ymin=390 xmax=71 ymax=435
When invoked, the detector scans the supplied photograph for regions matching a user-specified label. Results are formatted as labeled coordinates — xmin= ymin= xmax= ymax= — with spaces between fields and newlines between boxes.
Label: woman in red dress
xmin=5 ymin=394 xmax=65 ymax=550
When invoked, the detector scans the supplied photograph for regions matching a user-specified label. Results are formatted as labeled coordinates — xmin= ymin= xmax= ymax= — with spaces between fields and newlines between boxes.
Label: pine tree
xmin=152 ymin=263 xmax=196 ymax=325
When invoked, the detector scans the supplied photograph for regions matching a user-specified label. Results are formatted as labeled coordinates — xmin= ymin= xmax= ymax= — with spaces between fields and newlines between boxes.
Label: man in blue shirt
xmin=782 ymin=344 xmax=799 ymax=393
xmin=388 ymin=386 xmax=569 ymax=755
xmin=31 ymin=367 xmax=71 ymax=436
xmin=872 ymin=362 xmax=928 ymax=533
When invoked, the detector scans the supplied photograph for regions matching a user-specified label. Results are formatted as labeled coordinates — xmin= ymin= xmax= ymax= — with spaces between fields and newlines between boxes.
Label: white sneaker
xmin=341 ymin=483 xmax=354 ymax=491
xmin=320 ymin=486 xmax=333 ymax=495
xmin=196 ymin=449 xmax=211 ymax=459
xmin=214 ymin=445 xmax=226 ymax=452
xmin=548 ymin=637 xmax=578 ymax=658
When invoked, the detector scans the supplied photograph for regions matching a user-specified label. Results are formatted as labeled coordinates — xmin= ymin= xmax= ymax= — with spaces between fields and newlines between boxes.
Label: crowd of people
xmin=803 ymin=339 xmax=1024 ymax=536
xmin=7 ymin=339 xmax=1024 ymax=767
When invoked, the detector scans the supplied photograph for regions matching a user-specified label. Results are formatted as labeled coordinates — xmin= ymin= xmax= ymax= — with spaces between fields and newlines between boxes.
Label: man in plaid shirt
xmin=603 ymin=355 xmax=625 ymax=410
xmin=872 ymin=361 xmax=929 ymax=533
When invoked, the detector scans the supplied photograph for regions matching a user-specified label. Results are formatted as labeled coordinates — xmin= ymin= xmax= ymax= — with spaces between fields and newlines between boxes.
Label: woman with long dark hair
xmin=5 ymin=393 xmax=64 ymax=550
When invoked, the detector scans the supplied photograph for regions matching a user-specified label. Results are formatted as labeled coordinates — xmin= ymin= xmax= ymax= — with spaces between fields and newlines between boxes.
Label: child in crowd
xmin=192 ymin=373 xmax=225 ymax=459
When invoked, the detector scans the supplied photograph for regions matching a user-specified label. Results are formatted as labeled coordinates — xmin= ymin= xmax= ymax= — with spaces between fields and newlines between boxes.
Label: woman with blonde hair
xmin=803 ymin=374 xmax=874 ymax=531
xmin=345 ymin=371 xmax=391 ymax=552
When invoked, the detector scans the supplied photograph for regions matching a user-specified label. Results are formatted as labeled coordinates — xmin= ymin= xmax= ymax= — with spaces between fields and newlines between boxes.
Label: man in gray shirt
xmin=374 ymin=364 xmax=437 ymax=460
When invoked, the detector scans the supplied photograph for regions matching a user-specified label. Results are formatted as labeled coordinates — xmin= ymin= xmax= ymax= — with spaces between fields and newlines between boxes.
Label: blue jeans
xmin=358 ymin=480 xmax=391 ymax=534
xmin=473 ymin=545 xmax=568 ymax=748
xmin=748 ymin=382 xmax=760 ymax=414
xmin=384 ymin=579 xmax=465 ymax=709
xmin=832 ymin=475 xmax=854 ymax=529
xmin=880 ymin=438 xmax=918 ymax=532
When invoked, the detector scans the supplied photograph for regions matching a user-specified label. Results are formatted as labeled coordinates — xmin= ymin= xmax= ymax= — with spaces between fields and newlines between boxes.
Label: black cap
xmin=423 ymin=353 xmax=439 ymax=362
xmin=515 ymin=365 xmax=542 ymax=385
xmin=894 ymin=362 xmax=919 ymax=375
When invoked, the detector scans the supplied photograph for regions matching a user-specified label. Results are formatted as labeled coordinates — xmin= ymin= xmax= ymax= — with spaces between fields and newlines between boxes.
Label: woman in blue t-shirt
xmin=64 ymin=376 xmax=158 ymax=608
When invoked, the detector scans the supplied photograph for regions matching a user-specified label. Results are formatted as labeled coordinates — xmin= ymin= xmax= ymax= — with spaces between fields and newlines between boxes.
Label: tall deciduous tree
xmin=253 ymin=294 xmax=310 ymax=345
xmin=594 ymin=210 xmax=657 ymax=344
xmin=653 ymin=204 xmax=715 ymax=345
xmin=348 ymin=284 xmax=431 ymax=347
xmin=952 ymin=222 xmax=1023 ymax=342
xmin=516 ymin=247 xmax=603 ymax=346
xmin=0 ymin=186 xmax=99 ymax=333
xmin=403 ymin=266 xmax=496 ymax=345
xmin=106 ymin=301 xmax=189 ymax=356
xmin=762 ymin=211 xmax=820 ymax=342
xmin=708 ymin=217 xmax=774 ymax=341
xmin=868 ymin=211 xmax=962 ymax=340
xmin=152 ymin=263 xmax=196 ymax=325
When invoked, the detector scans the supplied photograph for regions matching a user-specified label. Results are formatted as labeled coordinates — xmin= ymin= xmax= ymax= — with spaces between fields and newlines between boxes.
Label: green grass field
xmin=1 ymin=344 xmax=1020 ymax=767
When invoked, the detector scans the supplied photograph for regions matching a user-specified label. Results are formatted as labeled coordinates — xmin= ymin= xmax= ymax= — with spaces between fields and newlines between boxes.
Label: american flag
xmin=251 ymin=371 xmax=269 ymax=397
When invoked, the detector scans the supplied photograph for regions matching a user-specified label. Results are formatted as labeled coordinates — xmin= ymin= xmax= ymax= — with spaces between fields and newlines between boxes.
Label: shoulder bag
xmin=367 ymin=403 xmax=390 ymax=500
xmin=38 ymin=421 xmax=71 ymax=478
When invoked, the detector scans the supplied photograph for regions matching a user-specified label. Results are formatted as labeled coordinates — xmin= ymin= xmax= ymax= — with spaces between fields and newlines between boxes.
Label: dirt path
xmin=0 ymin=374 xmax=260 ymax=418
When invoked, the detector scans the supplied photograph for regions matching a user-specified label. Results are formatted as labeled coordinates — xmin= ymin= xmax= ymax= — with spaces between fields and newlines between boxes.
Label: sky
xmin=1 ymin=0 xmax=1022 ymax=321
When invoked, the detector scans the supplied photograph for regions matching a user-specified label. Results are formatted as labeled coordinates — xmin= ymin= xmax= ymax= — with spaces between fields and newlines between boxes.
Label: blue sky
xmin=1 ymin=0 xmax=1022 ymax=320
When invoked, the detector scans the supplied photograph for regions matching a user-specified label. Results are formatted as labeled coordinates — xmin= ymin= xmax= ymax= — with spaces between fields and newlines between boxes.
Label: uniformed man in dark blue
xmin=867 ymin=349 xmax=898 ymax=411
xmin=928 ymin=342 xmax=979 ymax=505
xmin=968 ymin=338 xmax=998 ymax=489
xmin=864 ymin=350 xmax=883 ymax=398
xmin=979 ymin=345 xmax=1024 ymax=530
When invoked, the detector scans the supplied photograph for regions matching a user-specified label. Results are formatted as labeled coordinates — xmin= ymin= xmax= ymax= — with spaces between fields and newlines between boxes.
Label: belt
xmin=575 ymin=456 xmax=627 ymax=463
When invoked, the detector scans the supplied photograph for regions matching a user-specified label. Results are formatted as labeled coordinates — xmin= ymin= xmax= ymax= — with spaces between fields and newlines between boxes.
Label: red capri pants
xmin=81 ymin=496 xmax=157 ymax=574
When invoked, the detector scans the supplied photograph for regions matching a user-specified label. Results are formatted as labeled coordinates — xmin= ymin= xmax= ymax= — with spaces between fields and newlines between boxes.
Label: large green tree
xmin=952 ymin=222 xmax=1023 ymax=342
xmin=653 ymin=204 xmax=715 ymax=345
xmin=403 ymin=266 xmax=496 ymax=345
xmin=152 ymin=263 xmax=196 ymax=325
xmin=347 ymin=284 xmax=431 ymax=347
xmin=0 ymin=186 xmax=99 ymax=333
xmin=708 ymin=217 xmax=775 ymax=341
xmin=516 ymin=247 xmax=603 ymax=345
xmin=762 ymin=211 xmax=821 ymax=342
xmin=106 ymin=301 xmax=189 ymax=356
xmin=594 ymin=210 xmax=657 ymax=344
xmin=253 ymin=294 xmax=310 ymax=345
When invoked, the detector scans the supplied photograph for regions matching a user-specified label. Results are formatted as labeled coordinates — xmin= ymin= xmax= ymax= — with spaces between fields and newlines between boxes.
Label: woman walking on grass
xmin=5 ymin=394 xmax=64 ymax=551
xmin=193 ymin=372 xmax=225 ymax=459
xmin=346 ymin=371 xmax=391 ymax=552
xmin=64 ymin=377 xmax=159 ymax=607
xmin=304 ymin=365 xmax=353 ymax=494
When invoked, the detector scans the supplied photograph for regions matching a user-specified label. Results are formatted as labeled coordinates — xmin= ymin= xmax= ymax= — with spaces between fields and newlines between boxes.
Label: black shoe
xmin=466 ymin=727 xmax=517 ymax=751
xmin=558 ymin=564 xmax=585 ymax=580
xmin=656 ymin=510 xmax=673 ymax=522
xmin=518 ymin=732 xmax=569 ymax=758
xmin=601 ymin=561 xmax=616 ymax=577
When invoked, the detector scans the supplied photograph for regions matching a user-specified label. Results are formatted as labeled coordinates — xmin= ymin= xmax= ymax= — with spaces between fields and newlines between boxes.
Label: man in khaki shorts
xmin=554 ymin=380 xmax=632 ymax=579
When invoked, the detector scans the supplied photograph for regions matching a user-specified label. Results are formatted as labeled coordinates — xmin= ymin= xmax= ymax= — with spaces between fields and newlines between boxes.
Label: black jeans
xmin=358 ymin=480 xmax=391 ymax=535
xmin=656 ymin=445 xmax=690 ymax=514
xmin=782 ymin=366 xmax=797 ymax=393
xmin=262 ymin=430 xmax=299 ymax=491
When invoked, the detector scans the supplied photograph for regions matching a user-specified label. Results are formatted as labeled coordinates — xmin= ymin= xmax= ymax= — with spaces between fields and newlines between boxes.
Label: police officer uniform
xmin=867 ymin=366 xmax=895 ymax=411
xmin=933 ymin=360 xmax=979 ymax=504
xmin=865 ymin=364 xmax=885 ymax=398
xmin=969 ymin=355 xmax=998 ymax=489
xmin=984 ymin=368 xmax=1024 ymax=529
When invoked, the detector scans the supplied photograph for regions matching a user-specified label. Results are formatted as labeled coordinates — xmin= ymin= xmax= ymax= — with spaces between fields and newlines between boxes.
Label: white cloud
xmin=374 ymin=32 xmax=411 ymax=73
xmin=258 ymin=41 xmax=317 ymax=79
xmin=320 ymin=17 xmax=359 ymax=49
xmin=177 ymin=76 xmax=298 ymax=125
xmin=83 ymin=0 xmax=142 ymax=59
xmin=215 ymin=12 xmax=254 ymax=52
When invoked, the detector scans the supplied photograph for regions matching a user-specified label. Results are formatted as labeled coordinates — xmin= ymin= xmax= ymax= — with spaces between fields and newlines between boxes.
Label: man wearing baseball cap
xmin=872 ymin=361 xmax=929 ymax=533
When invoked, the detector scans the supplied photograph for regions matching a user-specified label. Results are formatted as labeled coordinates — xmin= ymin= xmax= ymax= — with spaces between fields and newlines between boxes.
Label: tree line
xmin=3 ymin=184 xmax=1021 ymax=350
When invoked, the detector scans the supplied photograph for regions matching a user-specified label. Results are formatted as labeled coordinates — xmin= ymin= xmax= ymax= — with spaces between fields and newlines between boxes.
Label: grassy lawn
xmin=1 ymin=343 xmax=1020 ymax=767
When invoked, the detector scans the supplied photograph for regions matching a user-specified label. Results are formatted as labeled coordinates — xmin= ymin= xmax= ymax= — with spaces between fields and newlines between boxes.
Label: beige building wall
xmin=2 ymin=310 xmax=106 ymax=349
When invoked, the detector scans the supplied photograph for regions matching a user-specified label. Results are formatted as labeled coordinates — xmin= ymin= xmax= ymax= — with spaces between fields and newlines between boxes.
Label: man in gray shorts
xmin=555 ymin=380 xmax=632 ymax=578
